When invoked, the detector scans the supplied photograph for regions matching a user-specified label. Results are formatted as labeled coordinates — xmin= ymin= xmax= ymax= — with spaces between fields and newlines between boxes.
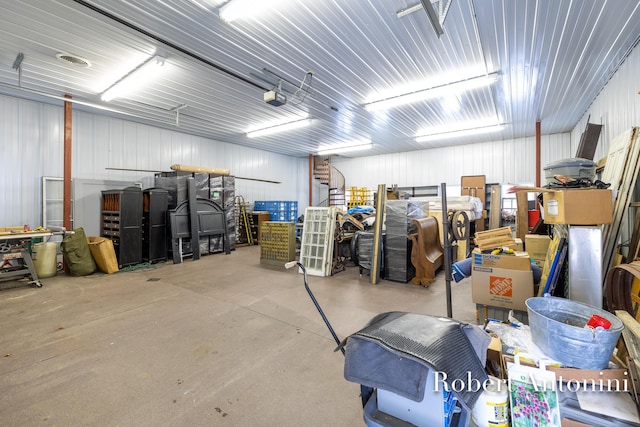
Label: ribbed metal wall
xmin=0 ymin=94 xmax=307 ymax=227
xmin=333 ymin=132 xmax=570 ymax=189
xmin=571 ymin=37 xmax=640 ymax=159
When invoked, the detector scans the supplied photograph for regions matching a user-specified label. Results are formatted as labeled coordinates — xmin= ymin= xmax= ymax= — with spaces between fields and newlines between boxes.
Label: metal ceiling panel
xmin=0 ymin=0 xmax=639 ymax=158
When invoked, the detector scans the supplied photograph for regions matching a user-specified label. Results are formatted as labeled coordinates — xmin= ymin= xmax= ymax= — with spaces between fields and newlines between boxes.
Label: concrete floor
xmin=0 ymin=245 xmax=478 ymax=426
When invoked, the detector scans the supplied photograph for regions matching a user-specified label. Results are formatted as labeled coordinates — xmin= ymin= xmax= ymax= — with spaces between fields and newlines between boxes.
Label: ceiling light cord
xmin=291 ymin=71 xmax=313 ymax=105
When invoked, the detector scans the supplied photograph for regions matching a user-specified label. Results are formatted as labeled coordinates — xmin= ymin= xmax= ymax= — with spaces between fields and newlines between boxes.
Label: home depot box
xmin=542 ymin=189 xmax=613 ymax=225
xmin=472 ymin=251 xmax=534 ymax=311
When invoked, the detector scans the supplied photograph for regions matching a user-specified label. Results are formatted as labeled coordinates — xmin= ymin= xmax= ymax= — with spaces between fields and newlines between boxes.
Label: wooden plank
xmin=476 ymin=240 xmax=518 ymax=251
xmin=370 ymin=184 xmax=385 ymax=284
xmin=489 ymin=184 xmax=502 ymax=229
xmin=475 ymin=226 xmax=512 ymax=239
xmin=615 ymin=309 xmax=640 ymax=411
xmin=617 ymin=310 xmax=640 ymax=341
xmin=474 ymin=226 xmax=515 ymax=251
xmin=515 ymin=191 xmax=529 ymax=242
xmin=626 ymin=207 xmax=640 ymax=263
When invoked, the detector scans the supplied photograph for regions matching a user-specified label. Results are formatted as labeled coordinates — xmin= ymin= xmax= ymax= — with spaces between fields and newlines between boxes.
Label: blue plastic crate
xmin=265 ymin=201 xmax=278 ymax=212
xmin=253 ymin=201 xmax=266 ymax=211
xmin=280 ymin=201 xmax=293 ymax=211
xmin=269 ymin=212 xmax=288 ymax=221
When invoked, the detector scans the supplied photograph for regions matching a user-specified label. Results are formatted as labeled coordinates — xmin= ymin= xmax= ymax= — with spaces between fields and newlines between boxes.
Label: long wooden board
xmin=515 ymin=191 xmax=529 ymax=242
xmin=488 ymin=184 xmax=502 ymax=229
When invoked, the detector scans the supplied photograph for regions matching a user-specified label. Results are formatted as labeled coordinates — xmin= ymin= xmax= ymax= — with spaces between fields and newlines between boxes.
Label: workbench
xmin=0 ymin=230 xmax=56 ymax=288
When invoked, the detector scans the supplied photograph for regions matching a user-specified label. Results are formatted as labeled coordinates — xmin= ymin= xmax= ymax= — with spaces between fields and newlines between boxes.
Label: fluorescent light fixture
xmin=219 ymin=0 xmax=286 ymax=22
xmin=317 ymin=141 xmax=372 ymax=156
xmin=416 ymin=124 xmax=504 ymax=143
xmin=364 ymin=72 xmax=497 ymax=112
xmin=246 ymin=117 xmax=311 ymax=138
xmin=101 ymin=55 xmax=166 ymax=102
xmin=396 ymin=3 xmax=424 ymax=18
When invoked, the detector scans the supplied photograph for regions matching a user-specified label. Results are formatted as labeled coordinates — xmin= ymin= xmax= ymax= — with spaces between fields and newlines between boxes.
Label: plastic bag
xmin=508 ymin=354 xmax=561 ymax=427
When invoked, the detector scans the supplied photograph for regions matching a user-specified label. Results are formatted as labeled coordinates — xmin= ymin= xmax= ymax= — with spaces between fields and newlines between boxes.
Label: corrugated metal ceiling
xmin=0 ymin=0 xmax=639 ymax=158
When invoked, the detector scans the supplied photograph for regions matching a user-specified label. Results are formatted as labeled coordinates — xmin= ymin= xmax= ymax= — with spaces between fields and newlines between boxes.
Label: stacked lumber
xmin=474 ymin=226 xmax=515 ymax=251
xmin=614 ymin=310 xmax=640 ymax=412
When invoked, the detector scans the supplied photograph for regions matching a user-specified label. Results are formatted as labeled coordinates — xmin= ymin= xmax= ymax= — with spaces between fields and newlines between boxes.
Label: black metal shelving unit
xmin=101 ymin=186 xmax=143 ymax=268
xmin=142 ymin=188 xmax=168 ymax=263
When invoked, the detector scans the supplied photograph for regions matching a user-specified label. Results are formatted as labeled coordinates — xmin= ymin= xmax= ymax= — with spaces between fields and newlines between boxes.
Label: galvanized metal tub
xmin=526 ymin=296 xmax=623 ymax=369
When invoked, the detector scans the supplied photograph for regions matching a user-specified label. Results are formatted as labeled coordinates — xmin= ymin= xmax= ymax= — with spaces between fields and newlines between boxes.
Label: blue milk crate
xmin=265 ymin=201 xmax=279 ymax=212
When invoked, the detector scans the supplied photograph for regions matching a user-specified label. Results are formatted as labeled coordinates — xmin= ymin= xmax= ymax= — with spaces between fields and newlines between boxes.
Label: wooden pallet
xmin=474 ymin=226 xmax=515 ymax=250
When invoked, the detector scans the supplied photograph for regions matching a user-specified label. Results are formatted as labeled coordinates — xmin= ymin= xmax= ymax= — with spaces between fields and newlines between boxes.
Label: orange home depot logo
xmin=489 ymin=275 xmax=513 ymax=297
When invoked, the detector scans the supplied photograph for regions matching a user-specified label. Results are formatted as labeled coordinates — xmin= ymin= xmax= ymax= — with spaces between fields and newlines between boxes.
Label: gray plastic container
xmin=543 ymin=157 xmax=596 ymax=183
xmin=526 ymin=296 xmax=623 ymax=369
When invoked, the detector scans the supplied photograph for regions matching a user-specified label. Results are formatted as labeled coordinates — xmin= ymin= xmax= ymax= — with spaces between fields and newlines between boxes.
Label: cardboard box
xmin=525 ymin=234 xmax=551 ymax=260
xmin=472 ymin=250 xmax=531 ymax=270
xmin=542 ymin=189 xmax=613 ymax=225
xmin=472 ymin=251 xmax=534 ymax=311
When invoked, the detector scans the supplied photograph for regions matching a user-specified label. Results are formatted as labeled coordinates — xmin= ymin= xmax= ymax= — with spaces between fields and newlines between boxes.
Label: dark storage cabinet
xmin=143 ymin=188 xmax=168 ymax=263
xmin=101 ymin=187 xmax=143 ymax=267
xmin=383 ymin=200 xmax=429 ymax=283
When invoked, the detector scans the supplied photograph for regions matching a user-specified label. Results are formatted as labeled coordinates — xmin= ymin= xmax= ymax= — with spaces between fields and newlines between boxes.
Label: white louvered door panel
xmin=601 ymin=128 xmax=635 ymax=198
xmin=299 ymin=207 xmax=337 ymax=277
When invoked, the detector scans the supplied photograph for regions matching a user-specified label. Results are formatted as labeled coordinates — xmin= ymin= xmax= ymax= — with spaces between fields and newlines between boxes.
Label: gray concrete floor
xmin=0 ymin=245 xmax=477 ymax=426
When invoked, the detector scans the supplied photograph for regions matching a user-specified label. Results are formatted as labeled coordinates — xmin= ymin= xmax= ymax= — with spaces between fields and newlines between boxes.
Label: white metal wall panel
xmin=332 ymin=133 xmax=570 ymax=190
xmin=571 ymin=42 xmax=640 ymax=160
xmin=0 ymin=93 xmax=307 ymax=227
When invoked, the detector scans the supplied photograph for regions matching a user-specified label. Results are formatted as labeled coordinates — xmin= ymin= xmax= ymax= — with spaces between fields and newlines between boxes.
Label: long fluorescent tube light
xmin=416 ymin=124 xmax=504 ymax=143
xmin=101 ymin=55 xmax=166 ymax=102
xmin=246 ymin=118 xmax=311 ymax=138
xmin=219 ymin=0 xmax=285 ymax=22
xmin=364 ymin=73 xmax=497 ymax=112
xmin=317 ymin=141 xmax=372 ymax=156
xmin=397 ymin=3 xmax=424 ymax=18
